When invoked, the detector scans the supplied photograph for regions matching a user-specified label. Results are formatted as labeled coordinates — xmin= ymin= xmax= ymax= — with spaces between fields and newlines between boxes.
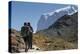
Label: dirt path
xmin=19 ymin=45 xmax=41 ymax=52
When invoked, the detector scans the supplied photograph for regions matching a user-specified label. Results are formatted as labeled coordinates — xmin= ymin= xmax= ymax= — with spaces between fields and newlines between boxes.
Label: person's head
xmin=24 ymin=22 xmax=27 ymax=26
xmin=27 ymin=22 xmax=30 ymax=26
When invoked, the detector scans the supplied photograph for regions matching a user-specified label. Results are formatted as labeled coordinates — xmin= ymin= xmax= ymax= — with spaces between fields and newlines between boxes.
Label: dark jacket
xmin=21 ymin=25 xmax=33 ymax=37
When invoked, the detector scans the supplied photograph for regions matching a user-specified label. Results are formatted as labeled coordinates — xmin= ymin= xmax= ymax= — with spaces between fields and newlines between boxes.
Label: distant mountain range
xmin=37 ymin=5 xmax=78 ymax=31
xmin=36 ymin=11 xmax=78 ymax=45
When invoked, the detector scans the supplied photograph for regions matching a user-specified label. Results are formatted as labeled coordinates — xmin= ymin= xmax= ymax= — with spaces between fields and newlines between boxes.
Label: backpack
xmin=21 ymin=25 xmax=30 ymax=37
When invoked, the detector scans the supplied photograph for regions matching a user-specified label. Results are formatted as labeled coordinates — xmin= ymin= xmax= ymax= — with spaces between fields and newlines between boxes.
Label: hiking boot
xmin=25 ymin=49 xmax=28 ymax=52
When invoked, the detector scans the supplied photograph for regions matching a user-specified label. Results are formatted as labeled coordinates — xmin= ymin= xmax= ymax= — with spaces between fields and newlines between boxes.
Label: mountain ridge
xmin=37 ymin=5 xmax=78 ymax=31
xmin=36 ymin=12 xmax=78 ymax=42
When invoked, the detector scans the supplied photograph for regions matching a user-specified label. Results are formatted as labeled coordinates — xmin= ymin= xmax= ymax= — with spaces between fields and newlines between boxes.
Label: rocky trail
xmin=19 ymin=45 xmax=41 ymax=52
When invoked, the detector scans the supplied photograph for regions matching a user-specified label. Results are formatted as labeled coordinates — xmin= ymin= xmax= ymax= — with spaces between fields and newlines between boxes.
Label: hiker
xmin=21 ymin=22 xmax=33 ymax=52
xmin=21 ymin=22 xmax=29 ymax=52
xmin=27 ymin=22 xmax=33 ymax=49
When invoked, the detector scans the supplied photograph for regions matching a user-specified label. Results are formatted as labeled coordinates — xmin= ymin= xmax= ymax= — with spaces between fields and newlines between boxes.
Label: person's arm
xmin=21 ymin=27 xmax=24 ymax=36
xmin=30 ymin=26 xmax=34 ymax=32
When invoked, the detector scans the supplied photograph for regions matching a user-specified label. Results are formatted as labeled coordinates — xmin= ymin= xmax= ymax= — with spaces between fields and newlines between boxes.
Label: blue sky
xmin=11 ymin=1 xmax=72 ymax=32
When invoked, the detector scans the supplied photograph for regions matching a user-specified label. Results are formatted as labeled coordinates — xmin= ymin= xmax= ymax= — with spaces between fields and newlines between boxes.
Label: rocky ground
xmin=9 ymin=28 xmax=78 ymax=53
xmin=9 ymin=29 xmax=41 ymax=53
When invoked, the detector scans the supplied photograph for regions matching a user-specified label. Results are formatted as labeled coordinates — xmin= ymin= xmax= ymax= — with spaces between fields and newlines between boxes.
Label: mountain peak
xmin=37 ymin=5 xmax=78 ymax=31
xmin=43 ymin=5 xmax=78 ymax=16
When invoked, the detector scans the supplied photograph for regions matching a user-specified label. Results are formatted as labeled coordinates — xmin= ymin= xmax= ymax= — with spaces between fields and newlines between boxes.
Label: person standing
xmin=27 ymin=22 xmax=33 ymax=49
xmin=21 ymin=22 xmax=30 ymax=52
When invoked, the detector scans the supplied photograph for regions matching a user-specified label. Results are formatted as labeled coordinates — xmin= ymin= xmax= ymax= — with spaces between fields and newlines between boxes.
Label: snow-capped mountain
xmin=37 ymin=5 xmax=78 ymax=31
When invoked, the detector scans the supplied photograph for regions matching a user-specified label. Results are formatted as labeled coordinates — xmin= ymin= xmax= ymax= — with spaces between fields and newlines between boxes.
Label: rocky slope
xmin=9 ymin=29 xmax=41 ymax=53
xmin=33 ymin=33 xmax=77 ymax=51
xmin=9 ymin=29 xmax=25 ymax=53
xmin=37 ymin=12 xmax=78 ymax=38
xmin=35 ymin=12 xmax=78 ymax=50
